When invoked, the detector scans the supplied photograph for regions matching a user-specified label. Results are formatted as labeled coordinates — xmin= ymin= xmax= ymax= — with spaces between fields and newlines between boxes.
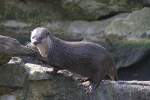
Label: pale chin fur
xmin=36 ymin=37 xmax=51 ymax=58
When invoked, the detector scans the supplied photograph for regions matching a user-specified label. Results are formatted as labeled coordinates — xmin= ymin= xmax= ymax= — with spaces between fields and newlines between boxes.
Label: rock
xmin=25 ymin=63 xmax=54 ymax=80
xmin=115 ymin=46 xmax=149 ymax=69
xmin=0 ymin=0 xmax=145 ymax=22
xmin=142 ymin=0 xmax=150 ymax=6
xmin=105 ymin=38 xmax=150 ymax=69
xmin=46 ymin=13 xmax=128 ymax=41
xmin=140 ymin=30 xmax=150 ymax=38
xmin=20 ymin=75 xmax=87 ymax=100
xmin=0 ymin=20 xmax=32 ymax=43
xmin=1 ymin=66 xmax=150 ymax=100
xmin=0 ymin=58 xmax=88 ymax=100
xmin=0 ymin=0 xmax=115 ymax=21
xmin=0 ymin=35 xmax=33 ymax=55
xmin=104 ymin=7 xmax=150 ymax=69
xmin=0 ymin=13 xmax=128 ymax=44
xmin=2 ymin=20 xmax=30 ymax=28
xmin=95 ymin=81 xmax=150 ymax=100
xmin=8 ymin=57 xmax=22 ymax=64
xmin=0 ymin=95 xmax=16 ymax=100
xmin=0 ymin=53 xmax=150 ymax=99
xmin=0 ymin=35 xmax=35 ymax=65
xmin=0 ymin=54 xmax=12 ymax=65
xmin=61 ymin=0 xmax=127 ymax=20
xmin=105 ymin=7 xmax=150 ymax=38
xmin=1 ymin=0 xmax=150 ymax=99
xmin=0 ymin=64 xmax=27 ymax=95
xmin=116 ymin=47 xmax=150 ymax=68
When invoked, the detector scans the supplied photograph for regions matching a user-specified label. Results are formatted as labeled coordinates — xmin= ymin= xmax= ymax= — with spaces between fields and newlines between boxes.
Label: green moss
xmin=110 ymin=0 xmax=128 ymax=5
xmin=0 ymin=1 xmax=64 ymax=24
xmin=118 ymin=39 xmax=150 ymax=48
xmin=1 ymin=6 xmax=46 ymax=24
xmin=0 ymin=54 xmax=11 ymax=65
xmin=105 ymin=34 xmax=150 ymax=49
xmin=108 ymin=0 xmax=142 ymax=10
xmin=110 ymin=39 xmax=150 ymax=49
xmin=0 ymin=0 xmax=144 ymax=23
xmin=61 ymin=1 xmax=105 ymax=20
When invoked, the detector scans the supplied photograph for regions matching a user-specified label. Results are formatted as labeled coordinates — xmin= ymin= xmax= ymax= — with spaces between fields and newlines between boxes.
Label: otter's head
xmin=30 ymin=27 xmax=52 ymax=58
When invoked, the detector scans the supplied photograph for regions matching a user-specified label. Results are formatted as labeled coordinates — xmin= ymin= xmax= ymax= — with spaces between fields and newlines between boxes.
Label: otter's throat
xmin=36 ymin=36 xmax=52 ymax=58
xmin=37 ymin=44 xmax=48 ymax=58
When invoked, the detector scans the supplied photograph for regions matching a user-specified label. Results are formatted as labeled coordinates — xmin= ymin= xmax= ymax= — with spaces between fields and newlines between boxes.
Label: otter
xmin=30 ymin=27 xmax=117 ymax=91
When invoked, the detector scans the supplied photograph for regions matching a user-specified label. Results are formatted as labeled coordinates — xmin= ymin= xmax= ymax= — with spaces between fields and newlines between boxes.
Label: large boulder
xmin=1 ymin=56 xmax=150 ymax=100
xmin=0 ymin=64 xmax=27 ymax=87
xmin=105 ymin=7 xmax=150 ymax=38
xmin=104 ymin=7 xmax=150 ymax=69
xmin=60 ymin=0 xmax=127 ymax=20
xmin=0 ymin=13 xmax=128 ymax=44
xmin=105 ymin=38 xmax=150 ymax=69
xmin=0 ymin=64 xmax=27 ymax=95
xmin=0 ymin=0 xmax=147 ymax=22
xmin=142 ymin=0 xmax=150 ymax=6
xmin=0 ymin=35 xmax=150 ymax=99
xmin=0 ymin=35 xmax=32 ymax=55
xmin=46 ymin=13 xmax=128 ymax=41
xmin=0 ymin=20 xmax=32 ymax=43
xmin=0 ymin=35 xmax=34 ymax=65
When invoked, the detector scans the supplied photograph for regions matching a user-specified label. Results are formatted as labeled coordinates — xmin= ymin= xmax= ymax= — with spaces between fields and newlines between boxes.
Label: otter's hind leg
xmin=91 ymin=71 xmax=105 ymax=91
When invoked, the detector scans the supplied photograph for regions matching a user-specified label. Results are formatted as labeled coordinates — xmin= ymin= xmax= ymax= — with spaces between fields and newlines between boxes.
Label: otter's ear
xmin=46 ymin=31 xmax=50 ymax=36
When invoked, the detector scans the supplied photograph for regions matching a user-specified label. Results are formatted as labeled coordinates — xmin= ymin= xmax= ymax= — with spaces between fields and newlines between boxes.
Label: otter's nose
xmin=33 ymin=41 xmax=40 ymax=45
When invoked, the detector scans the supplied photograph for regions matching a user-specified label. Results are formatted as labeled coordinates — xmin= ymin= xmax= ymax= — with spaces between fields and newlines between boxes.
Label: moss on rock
xmin=0 ymin=54 xmax=11 ymax=65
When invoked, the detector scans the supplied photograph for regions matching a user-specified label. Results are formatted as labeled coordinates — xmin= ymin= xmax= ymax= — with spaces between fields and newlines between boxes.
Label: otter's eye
xmin=45 ymin=32 xmax=49 ymax=36
xmin=32 ymin=36 xmax=35 ymax=39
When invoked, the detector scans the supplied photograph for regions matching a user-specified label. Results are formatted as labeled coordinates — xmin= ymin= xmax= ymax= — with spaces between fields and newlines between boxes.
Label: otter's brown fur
xmin=31 ymin=27 xmax=117 ymax=90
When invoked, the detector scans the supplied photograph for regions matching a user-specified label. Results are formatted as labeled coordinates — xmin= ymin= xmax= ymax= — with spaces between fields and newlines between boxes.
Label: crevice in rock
xmin=97 ymin=11 xmax=128 ymax=20
xmin=143 ymin=4 xmax=150 ymax=7
xmin=118 ymin=49 xmax=150 ymax=81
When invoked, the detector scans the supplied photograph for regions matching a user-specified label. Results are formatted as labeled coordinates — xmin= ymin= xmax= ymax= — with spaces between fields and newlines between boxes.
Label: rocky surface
xmin=0 ymin=35 xmax=33 ymax=55
xmin=1 ymin=0 xmax=150 ymax=100
xmin=0 ymin=64 xmax=27 ymax=88
xmin=0 ymin=13 xmax=129 ymax=43
xmin=104 ymin=7 xmax=150 ymax=69
xmin=0 ymin=54 xmax=150 ymax=100
xmin=1 ymin=7 xmax=150 ymax=70
xmin=0 ymin=35 xmax=35 ymax=65
xmin=106 ymin=7 xmax=150 ymax=38
xmin=107 ymin=39 xmax=150 ymax=69
xmin=0 ymin=20 xmax=32 ymax=43
xmin=0 ymin=0 xmax=142 ymax=21
xmin=46 ymin=13 xmax=128 ymax=41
